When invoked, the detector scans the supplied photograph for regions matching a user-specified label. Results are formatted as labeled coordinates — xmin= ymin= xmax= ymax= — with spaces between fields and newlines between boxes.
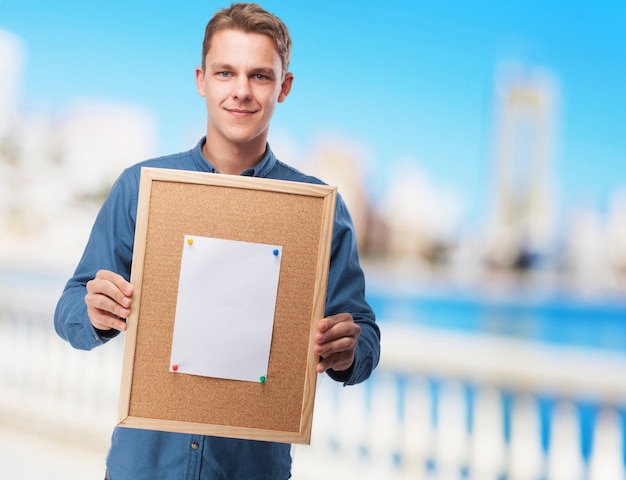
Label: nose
xmin=232 ymin=76 xmax=252 ymax=101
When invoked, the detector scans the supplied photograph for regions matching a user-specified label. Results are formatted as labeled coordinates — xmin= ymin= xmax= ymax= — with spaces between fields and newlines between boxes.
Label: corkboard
xmin=117 ymin=167 xmax=336 ymax=444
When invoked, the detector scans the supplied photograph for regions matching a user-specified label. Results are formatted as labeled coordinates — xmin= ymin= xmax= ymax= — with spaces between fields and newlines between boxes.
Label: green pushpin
xmin=260 ymin=375 xmax=266 ymax=384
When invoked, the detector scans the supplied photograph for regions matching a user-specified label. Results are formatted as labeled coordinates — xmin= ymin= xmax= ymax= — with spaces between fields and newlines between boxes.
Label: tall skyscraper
xmin=0 ymin=29 xmax=23 ymax=135
xmin=485 ymin=64 xmax=558 ymax=269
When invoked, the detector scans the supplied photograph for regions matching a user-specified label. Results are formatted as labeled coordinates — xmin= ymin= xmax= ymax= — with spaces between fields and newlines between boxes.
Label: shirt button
xmin=191 ymin=441 xmax=199 ymax=450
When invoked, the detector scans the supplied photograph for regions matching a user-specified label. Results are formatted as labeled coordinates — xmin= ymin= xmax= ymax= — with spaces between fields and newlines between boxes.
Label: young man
xmin=54 ymin=3 xmax=380 ymax=478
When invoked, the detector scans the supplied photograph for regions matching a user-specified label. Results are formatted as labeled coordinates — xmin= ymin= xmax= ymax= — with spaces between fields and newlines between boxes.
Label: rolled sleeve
xmin=324 ymin=195 xmax=380 ymax=386
xmin=54 ymin=169 xmax=138 ymax=350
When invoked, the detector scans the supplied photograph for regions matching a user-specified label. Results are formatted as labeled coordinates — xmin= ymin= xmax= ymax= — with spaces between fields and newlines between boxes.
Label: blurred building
xmin=0 ymin=29 xmax=23 ymax=135
xmin=0 ymin=29 xmax=156 ymax=263
xmin=307 ymin=139 xmax=372 ymax=250
xmin=484 ymin=64 xmax=558 ymax=271
xmin=562 ymin=190 xmax=626 ymax=296
xmin=606 ymin=190 xmax=626 ymax=275
xmin=380 ymin=165 xmax=461 ymax=263
xmin=306 ymin=140 xmax=463 ymax=266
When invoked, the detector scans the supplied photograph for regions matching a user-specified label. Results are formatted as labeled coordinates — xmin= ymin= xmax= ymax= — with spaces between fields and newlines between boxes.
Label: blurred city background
xmin=1 ymin=1 xmax=626 ymax=478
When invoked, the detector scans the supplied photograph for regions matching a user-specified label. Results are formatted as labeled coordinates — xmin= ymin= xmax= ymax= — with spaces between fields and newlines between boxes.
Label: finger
xmin=89 ymin=309 xmax=128 ymax=332
xmin=90 ymin=313 xmax=126 ymax=332
xmin=315 ymin=334 xmax=358 ymax=358
xmin=95 ymin=269 xmax=133 ymax=297
xmin=316 ymin=319 xmax=360 ymax=345
xmin=317 ymin=351 xmax=354 ymax=373
xmin=87 ymin=276 xmax=133 ymax=312
xmin=317 ymin=312 xmax=351 ymax=333
xmin=86 ymin=290 xmax=131 ymax=318
xmin=85 ymin=281 xmax=132 ymax=332
xmin=85 ymin=292 xmax=129 ymax=331
xmin=317 ymin=358 xmax=329 ymax=373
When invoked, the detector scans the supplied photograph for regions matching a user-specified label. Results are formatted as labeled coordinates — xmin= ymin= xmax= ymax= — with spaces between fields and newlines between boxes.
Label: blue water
xmin=4 ymin=266 xmax=626 ymax=461
xmin=367 ymin=289 xmax=626 ymax=352
xmin=4 ymin=265 xmax=625 ymax=352
xmin=367 ymin=287 xmax=626 ymax=463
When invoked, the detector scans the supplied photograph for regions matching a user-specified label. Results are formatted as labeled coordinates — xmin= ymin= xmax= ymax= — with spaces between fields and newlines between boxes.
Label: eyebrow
xmin=209 ymin=63 xmax=277 ymax=77
xmin=209 ymin=62 xmax=234 ymax=71
xmin=250 ymin=67 xmax=277 ymax=78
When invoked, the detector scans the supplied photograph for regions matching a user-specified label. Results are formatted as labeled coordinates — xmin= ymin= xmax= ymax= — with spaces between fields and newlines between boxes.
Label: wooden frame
xmin=117 ymin=167 xmax=336 ymax=444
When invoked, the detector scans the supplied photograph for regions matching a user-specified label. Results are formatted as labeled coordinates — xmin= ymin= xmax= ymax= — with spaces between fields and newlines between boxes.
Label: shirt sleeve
xmin=323 ymin=194 xmax=380 ymax=386
xmin=54 ymin=169 xmax=139 ymax=350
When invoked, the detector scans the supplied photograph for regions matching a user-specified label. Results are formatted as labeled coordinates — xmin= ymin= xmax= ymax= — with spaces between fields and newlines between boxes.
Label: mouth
xmin=225 ymin=107 xmax=258 ymax=116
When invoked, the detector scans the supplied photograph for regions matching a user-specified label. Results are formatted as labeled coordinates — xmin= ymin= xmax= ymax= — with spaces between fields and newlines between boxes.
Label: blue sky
xmin=1 ymin=1 xmax=625 ymax=222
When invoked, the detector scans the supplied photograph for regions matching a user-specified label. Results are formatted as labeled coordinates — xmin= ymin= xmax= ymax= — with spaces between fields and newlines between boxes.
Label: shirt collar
xmin=193 ymin=137 xmax=277 ymax=178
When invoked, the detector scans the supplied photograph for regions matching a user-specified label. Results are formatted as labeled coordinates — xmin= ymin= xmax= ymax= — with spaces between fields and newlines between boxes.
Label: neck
xmin=202 ymin=135 xmax=266 ymax=175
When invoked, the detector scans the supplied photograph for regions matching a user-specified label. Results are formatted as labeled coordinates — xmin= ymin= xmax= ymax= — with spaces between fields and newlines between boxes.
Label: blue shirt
xmin=54 ymin=138 xmax=380 ymax=479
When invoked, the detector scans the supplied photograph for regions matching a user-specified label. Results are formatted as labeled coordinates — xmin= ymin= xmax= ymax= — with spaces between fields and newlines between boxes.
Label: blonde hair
xmin=201 ymin=2 xmax=292 ymax=79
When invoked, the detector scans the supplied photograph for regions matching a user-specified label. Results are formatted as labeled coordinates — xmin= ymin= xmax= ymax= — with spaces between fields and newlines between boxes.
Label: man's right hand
xmin=85 ymin=269 xmax=134 ymax=332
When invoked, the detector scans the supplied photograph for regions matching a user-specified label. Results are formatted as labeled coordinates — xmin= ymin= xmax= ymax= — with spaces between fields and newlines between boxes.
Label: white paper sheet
xmin=169 ymin=235 xmax=282 ymax=383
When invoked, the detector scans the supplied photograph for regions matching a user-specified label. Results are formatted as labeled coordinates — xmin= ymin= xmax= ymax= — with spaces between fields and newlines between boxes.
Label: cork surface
xmin=119 ymin=170 xmax=335 ymax=442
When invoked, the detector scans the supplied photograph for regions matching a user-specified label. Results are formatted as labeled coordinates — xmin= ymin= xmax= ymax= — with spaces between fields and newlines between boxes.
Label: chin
xmin=227 ymin=128 xmax=267 ymax=145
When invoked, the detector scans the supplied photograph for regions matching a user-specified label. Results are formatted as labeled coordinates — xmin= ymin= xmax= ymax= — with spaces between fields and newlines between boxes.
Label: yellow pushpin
xmin=187 ymin=237 xmax=194 ymax=245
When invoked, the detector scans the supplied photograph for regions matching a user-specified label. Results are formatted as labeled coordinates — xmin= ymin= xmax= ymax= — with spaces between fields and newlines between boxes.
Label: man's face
xmin=196 ymin=29 xmax=292 ymax=149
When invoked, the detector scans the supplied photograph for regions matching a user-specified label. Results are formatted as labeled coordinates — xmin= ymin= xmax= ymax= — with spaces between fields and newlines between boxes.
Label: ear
xmin=195 ymin=66 xmax=206 ymax=97
xmin=277 ymin=72 xmax=294 ymax=103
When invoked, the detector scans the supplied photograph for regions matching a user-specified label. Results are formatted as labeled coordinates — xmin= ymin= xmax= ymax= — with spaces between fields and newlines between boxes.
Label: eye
xmin=217 ymin=71 xmax=232 ymax=78
xmin=254 ymin=73 xmax=268 ymax=81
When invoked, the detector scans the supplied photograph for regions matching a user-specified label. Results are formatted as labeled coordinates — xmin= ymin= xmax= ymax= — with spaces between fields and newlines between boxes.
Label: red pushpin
xmin=172 ymin=364 xmax=179 ymax=372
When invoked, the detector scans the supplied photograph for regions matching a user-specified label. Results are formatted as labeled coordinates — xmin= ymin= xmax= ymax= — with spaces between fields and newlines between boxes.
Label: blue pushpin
xmin=273 ymin=248 xmax=279 ymax=256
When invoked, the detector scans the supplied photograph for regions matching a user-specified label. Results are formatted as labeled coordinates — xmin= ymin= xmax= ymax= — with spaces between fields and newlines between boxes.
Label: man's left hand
xmin=314 ymin=313 xmax=361 ymax=374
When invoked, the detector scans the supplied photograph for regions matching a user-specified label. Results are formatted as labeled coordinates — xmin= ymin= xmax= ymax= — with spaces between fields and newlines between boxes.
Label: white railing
xmin=293 ymin=325 xmax=626 ymax=480
xmin=0 ymin=280 xmax=121 ymax=450
xmin=1 ymin=273 xmax=625 ymax=479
